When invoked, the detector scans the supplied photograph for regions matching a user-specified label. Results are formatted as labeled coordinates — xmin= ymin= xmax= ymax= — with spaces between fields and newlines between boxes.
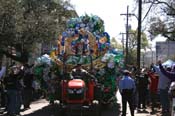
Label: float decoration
xmin=51 ymin=14 xmax=111 ymax=72
xmin=33 ymin=14 xmax=124 ymax=104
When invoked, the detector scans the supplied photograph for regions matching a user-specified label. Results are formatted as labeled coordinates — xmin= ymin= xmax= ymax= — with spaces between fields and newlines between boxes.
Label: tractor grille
xmin=67 ymin=88 xmax=85 ymax=100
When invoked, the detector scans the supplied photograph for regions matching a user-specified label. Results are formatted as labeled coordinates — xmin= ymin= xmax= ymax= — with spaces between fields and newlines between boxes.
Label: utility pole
xmin=120 ymin=33 xmax=125 ymax=56
xmin=120 ymin=32 xmax=135 ymax=58
xmin=137 ymin=0 xmax=142 ymax=74
xmin=126 ymin=6 xmax=129 ymax=68
xmin=121 ymin=6 xmax=135 ymax=68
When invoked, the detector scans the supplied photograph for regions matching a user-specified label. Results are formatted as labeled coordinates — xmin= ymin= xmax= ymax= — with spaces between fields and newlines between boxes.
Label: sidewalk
xmin=0 ymin=99 xmax=50 ymax=116
xmin=116 ymin=91 xmax=162 ymax=116
xmin=20 ymin=99 xmax=50 ymax=116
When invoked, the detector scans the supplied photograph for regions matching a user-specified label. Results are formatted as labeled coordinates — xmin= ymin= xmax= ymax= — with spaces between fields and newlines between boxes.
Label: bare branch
xmin=154 ymin=0 xmax=175 ymax=11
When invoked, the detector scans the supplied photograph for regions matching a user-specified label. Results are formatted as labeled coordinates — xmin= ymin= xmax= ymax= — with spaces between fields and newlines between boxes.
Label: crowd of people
xmin=1 ymin=58 xmax=175 ymax=116
xmin=0 ymin=60 xmax=40 ymax=116
xmin=118 ymin=61 xmax=175 ymax=116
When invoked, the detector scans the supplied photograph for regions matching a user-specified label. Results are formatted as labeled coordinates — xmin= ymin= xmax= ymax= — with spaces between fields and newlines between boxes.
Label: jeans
xmin=159 ymin=89 xmax=170 ymax=112
xmin=7 ymin=89 xmax=22 ymax=115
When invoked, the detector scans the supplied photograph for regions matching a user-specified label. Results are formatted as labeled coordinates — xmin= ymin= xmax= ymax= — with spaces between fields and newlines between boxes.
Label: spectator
xmin=22 ymin=63 xmax=34 ymax=110
xmin=158 ymin=60 xmax=175 ymax=81
xmin=4 ymin=66 xmax=23 ymax=116
xmin=136 ymin=71 xmax=149 ymax=110
xmin=153 ymin=64 xmax=171 ymax=115
xmin=0 ymin=57 xmax=7 ymax=113
xmin=0 ymin=65 xmax=6 ymax=80
xmin=147 ymin=70 xmax=159 ymax=114
xmin=119 ymin=70 xmax=136 ymax=116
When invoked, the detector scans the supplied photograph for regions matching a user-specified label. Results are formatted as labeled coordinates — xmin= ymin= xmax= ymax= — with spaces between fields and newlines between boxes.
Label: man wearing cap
xmin=119 ymin=70 xmax=136 ymax=116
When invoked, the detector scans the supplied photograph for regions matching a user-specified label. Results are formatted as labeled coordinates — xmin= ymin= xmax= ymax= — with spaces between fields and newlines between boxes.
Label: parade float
xmin=33 ymin=15 xmax=124 ymax=111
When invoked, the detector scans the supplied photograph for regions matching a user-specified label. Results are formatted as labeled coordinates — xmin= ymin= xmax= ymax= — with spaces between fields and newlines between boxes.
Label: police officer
xmin=119 ymin=70 xmax=136 ymax=116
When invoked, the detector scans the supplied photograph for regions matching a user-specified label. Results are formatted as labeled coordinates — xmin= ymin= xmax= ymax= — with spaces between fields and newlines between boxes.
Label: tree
xmin=0 ymin=0 xmax=21 ymax=61
xmin=128 ymin=29 xmax=148 ymax=50
xmin=127 ymin=29 xmax=149 ymax=65
xmin=0 ymin=0 xmax=77 ymax=63
xmin=110 ymin=37 xmax=123 ymax=49
xmin=145 ymin=0 xmax=175 ymax=41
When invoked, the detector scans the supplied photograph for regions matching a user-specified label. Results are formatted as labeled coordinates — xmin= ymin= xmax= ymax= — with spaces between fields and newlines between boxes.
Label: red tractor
xmin=56 ymin=56 xmax=102 ymax=116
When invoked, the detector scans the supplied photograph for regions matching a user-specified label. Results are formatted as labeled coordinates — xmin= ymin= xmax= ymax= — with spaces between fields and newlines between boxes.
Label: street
xmin=0 ymin=91 xmax=162 ymax=116
xmin=19 ymin=99 xmax=121 ymax=116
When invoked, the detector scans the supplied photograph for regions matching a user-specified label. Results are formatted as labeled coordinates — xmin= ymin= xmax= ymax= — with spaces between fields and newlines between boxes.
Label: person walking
xmin=119 ymin=70 xmax=136 ymax=116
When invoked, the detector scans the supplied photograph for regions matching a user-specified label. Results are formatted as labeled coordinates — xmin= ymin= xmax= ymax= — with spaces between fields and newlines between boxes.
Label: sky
xmin=70 ymin=0 xmax=134 ymax=37
xmin=69 ymin=0 xmax=166 ymax=47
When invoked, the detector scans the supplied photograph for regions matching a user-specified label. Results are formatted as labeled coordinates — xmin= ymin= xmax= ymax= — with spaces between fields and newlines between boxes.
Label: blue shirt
xmin=119 ymin=76 xmax=136 ymax=93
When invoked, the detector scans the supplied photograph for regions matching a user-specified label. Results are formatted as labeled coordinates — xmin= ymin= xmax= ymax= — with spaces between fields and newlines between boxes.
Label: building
xmin=141 ymin=50 xmax=156 ymax=67
xmin=156 ymin=41 xmax=175 ymax=62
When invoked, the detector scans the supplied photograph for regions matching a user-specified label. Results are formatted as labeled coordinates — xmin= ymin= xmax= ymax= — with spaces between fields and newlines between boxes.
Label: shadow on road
xmin=0 ymin=101 xmax=121 ymax=116
xmin=101 ymin=102 xmax=121 ymax=116
xmin=21 ymin=102 xmax=121 ymax=116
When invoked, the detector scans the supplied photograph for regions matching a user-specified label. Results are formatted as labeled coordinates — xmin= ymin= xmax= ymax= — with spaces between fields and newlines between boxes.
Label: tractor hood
xmin=68 ymin=79 xmax=85 ymax=89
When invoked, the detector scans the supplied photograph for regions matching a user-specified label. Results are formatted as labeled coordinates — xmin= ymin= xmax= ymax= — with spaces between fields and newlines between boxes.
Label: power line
xmin=142 ymin=0 xmax=155 ymax=22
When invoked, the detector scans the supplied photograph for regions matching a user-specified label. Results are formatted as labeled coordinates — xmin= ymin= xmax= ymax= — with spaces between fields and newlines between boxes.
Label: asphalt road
xmin=20 ymin=100 xmax=121 ymax=116
xmin=0 ymin=91 xmax=162 ymax=116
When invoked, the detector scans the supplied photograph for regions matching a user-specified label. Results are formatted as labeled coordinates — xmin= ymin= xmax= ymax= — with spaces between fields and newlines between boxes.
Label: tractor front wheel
xmin=92 ymin=104 xmax=101 ymax=116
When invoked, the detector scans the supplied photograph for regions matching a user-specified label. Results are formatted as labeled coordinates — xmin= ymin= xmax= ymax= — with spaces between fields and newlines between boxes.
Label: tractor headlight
xmin=54 ymin=100 xmax=60 ymax=104
xmin=92 ymin=100 xmax=99 ymax=104
xmin=76 ymin=88 xmax=84 ymax=94
xmin=68 ymin=89 xmax=74 ymax=94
